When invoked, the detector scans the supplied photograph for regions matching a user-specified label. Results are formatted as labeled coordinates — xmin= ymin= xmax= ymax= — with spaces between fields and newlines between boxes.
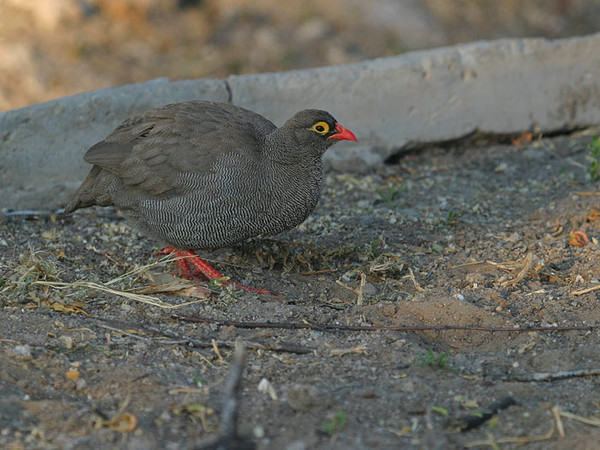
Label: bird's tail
xmin=64 ymin=166 xmax=113 ymax=214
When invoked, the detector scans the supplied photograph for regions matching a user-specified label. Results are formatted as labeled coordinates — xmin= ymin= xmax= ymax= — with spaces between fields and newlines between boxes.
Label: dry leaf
xmin=511 ymin=131 xmax=533 ymax=146
xmin=41 ymin=230 xmax=55 ymax=239
xmin=137 ymin=271 xmax=210 ymax=298
xmin=587 ymin=209 xmax=600 ymax=222
xmin=170 ymin=286 xmax=211 ymax=298
xmin=50 ymin=302 xmax=88 ymax=315
xmin=568 ymin=230 xmax=589 ymax=247
xmin=65 ymin=369 xmax=80 ymax=381
xmin=106 ymin=413 xmax=138 ymax=432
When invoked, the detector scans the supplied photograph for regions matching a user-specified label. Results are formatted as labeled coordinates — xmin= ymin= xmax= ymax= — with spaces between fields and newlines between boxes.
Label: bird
xmin=65 ymin=100 xmax=357 ymax=293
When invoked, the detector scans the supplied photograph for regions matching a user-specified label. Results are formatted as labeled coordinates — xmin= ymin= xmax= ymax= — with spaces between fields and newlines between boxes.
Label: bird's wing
xmin=83 ymin=101 xmax=277 ymax=196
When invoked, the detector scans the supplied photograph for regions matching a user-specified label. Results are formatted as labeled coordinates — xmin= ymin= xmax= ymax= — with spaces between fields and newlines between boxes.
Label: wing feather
xmin=83 ymin=101 xmax=276 ymax=197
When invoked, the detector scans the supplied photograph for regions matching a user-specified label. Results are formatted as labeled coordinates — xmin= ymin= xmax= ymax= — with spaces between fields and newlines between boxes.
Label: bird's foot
xmin=157 ymin=246 xmax=273 ymax=296
xmin=157 ymin=246 xmax=223 ymax=280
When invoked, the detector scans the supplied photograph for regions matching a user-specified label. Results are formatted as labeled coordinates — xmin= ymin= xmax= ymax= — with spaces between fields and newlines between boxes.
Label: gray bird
xmin=65 ymin=100 xmax=357 ymax=292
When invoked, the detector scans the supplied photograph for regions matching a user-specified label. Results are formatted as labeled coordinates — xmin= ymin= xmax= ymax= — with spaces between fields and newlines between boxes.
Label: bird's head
xmin=281 ymin=109 xmax=357 ymax=156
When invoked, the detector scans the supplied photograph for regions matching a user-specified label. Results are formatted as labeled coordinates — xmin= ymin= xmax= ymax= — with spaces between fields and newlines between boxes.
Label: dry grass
xmin=3 ymin=249 xmax=208 ymax=309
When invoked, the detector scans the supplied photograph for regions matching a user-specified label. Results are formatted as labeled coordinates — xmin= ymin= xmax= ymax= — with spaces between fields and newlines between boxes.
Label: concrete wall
xmin=1 ymin=33 xmax=600 ymax=211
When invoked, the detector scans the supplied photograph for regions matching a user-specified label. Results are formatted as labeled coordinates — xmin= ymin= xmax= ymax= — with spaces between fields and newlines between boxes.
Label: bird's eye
xmin=311 ymin=121 xmax=330 ymax=135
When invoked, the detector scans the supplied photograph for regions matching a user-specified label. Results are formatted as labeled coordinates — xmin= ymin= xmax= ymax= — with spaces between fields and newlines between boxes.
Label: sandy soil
xmin=2 ymin=1 xmax=600 ymax=448
xmin=2 ymin=129 xmax=600 ymax=449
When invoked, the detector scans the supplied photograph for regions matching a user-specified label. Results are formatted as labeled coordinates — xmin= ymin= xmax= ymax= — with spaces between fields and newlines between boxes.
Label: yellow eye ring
xmin=310 ymin=121 xmax=330 ymax=135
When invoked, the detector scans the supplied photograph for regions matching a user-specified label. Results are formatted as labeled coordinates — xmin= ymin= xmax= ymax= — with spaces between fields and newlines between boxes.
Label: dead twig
xmin=335 ymin=271 xmax=368 ymax=305
xmin=90 ymin=316 xmax=314 ymax=354
xmin=171 ymin=314 xmax=600 ymax=334
xmin=572 ymin=285 xmax=600 ymax=296
xmin=406 ymin=267 xmax=425 ymax=292
xmin=212 ymin=339 xmax=224 ymax=361
xmin=466 ymin=422 xmax=554 ymax=447
xmin=500 ymin=252 xmax=536 ymax=287
xmin=357 ymin=272 xmax=367 ymax=306
xmin=329 ymin=344 xmax=368 ymax=357
xmin=552 ymin=406 xmax=565 ymax=438
xmin=300 ymin=268 xmax=336 ymax=276
xmin=0 ymin=338 xmax=47 ymax=348
xmin=221 ymin=338 xmax=246 ymax=439
xmin=204 ymin=338 xmax=255 ymax=450
xmin=451 ymin=259 xmax=519 ymax=270
xmin=505 ymin=368 xmax=600 ymax=382
xmin=3 ymin=210 xmax=59 ymax=218
xmin=558 ymin=410 xmax=600 ymax=427
xmin=449 ymin=396 xmax=517 ymax=432
xmin=94 ymin=323 xmax=150 ymax=341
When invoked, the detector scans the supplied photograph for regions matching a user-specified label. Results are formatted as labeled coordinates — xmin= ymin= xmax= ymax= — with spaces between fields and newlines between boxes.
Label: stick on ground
xmin=202 ymin=338 xmax=255 ymax=450
xmin=449 ymin=396 xmax=518 ymax=432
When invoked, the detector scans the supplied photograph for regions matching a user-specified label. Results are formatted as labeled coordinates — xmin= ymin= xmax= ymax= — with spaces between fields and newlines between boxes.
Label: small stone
xmin=286 ymin=440 xmax=308 ymax=450
xmin=465 ymin=273 xmax=486 ymax=285
xmin=59 ymin=335 xmax=73 ymax=349
xmin=494 ymin=162 xmax=508 ymax=173
xmin=362 ymin=282 xmax=378 ymax=295
xmin=253 ymin=425 xmax=265 ymax=439
xmin=12 ymin=345 xmax=32 ymax=359
xmin=286 ymin=384 xmax=327 ymax=412
xmin=75 ymin=378 xmax=87 ymax=391
xmin=257 ymin=378 xmax=278 ymax=400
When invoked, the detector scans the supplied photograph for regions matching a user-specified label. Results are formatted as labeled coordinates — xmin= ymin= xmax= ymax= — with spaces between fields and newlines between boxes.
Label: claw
xmin=158 ymin=246 xmax=273 ymax=295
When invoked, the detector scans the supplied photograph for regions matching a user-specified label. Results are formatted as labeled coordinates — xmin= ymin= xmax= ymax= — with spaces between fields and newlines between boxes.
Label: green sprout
xmin=192 ymin=375 xmax=206 ymax=387
xmin=417 ymin=348 xmax=452 ymax=373
xmin=369 ymin=239 xmax=383 ymax=259
xmin=321 ymin=409 xmax=347 ymax=436
xmin=376 ymin=182 xmax=406 ymax=208
xmin=445 ymin=210 xmax=463 ymax=226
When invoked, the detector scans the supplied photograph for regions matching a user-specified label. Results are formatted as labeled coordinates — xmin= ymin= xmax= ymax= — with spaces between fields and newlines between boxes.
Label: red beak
xmin=328 ymin=123 xmax=357 ymax=142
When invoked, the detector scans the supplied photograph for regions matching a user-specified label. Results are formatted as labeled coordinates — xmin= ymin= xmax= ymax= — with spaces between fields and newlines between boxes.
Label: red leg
xmin=157 ymin=246 xmax=271 ymax=295
xmin=157 ymin=246 xmax=198 ymax=279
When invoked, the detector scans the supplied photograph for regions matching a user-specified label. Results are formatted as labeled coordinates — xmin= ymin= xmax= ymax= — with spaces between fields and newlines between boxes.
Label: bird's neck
xmin=263 ymin=128 xmax=308 ymax=165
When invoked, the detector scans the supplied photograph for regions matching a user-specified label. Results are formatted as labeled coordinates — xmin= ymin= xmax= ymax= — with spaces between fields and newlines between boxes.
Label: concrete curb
xmin=229 ymin=33 xmax=600 ymax=170
xmin=1 ymin=33 xmax=600 ymax=210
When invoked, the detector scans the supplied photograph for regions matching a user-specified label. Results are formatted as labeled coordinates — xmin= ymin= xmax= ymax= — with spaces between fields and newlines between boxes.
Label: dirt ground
xmin=3 ymin=1 xmax=600 ymax=449
xmin=2 ymin=129 xmax=600 ymax=449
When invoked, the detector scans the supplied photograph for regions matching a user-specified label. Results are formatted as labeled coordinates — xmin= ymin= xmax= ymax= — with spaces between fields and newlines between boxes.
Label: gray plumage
xmin=65 ymin=100 xmax=355 ymax=250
